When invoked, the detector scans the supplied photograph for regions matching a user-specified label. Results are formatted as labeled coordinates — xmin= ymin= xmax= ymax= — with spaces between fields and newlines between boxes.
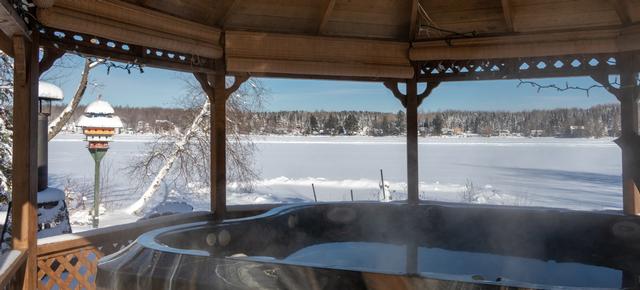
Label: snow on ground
xmin=41 ymin=134 xmax=621 ymax=232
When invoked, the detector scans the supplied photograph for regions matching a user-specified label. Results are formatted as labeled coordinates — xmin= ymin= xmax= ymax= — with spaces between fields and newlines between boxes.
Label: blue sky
xmin=44 ymin=55 xmax=618 ymax=113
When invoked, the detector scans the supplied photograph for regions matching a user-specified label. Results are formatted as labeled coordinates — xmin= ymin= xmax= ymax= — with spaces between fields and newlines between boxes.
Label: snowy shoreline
xmin=22 ymin=134 xmax=622 ymax=232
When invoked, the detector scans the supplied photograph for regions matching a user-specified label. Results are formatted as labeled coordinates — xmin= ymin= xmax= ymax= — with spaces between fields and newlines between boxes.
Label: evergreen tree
xmin=323 ymin=114 xmax=339 ymax=135
xmin=309 ymin=115 xmax=318 ymax=132
xmin=432 ymin=114 xmax=444 ymax=136
xmin=395 ymin=110 xmax=406 ymax=133
xmin=343 ymin=114 xmax=359 ymax=135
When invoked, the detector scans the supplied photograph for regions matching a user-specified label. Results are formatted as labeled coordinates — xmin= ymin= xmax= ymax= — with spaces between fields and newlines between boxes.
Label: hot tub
xmin=97 ymin=202 xmax=640 ymax=289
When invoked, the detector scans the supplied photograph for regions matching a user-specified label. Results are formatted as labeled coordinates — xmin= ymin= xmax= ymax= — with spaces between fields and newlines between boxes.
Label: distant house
xmin=498 ymin=129 xmax=511 ymax=137
xmin=530 ymin=129 xmax=544 ymax=137
xmin=441 ymin=128 xmax=454 ymax=136
xmin=569 ymin=125 xmax=587 ymax=137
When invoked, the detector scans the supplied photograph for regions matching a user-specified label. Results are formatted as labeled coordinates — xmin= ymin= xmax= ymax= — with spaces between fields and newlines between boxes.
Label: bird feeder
xmin=77 ymin=97 xmax=123 ymax=228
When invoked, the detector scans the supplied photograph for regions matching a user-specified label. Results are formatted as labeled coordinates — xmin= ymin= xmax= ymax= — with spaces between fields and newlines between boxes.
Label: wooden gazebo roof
xmin=0 ymin=1 xmax=639 ymax=290
xmin=2 ymin=0 xmax=633 ymax=80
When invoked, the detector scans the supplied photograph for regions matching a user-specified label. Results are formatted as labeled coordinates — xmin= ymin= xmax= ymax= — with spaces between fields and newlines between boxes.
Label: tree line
xmin=237 ymin=104 xmax=621 ymax=137
xmin=53 ymin=103 xmax=621 ymax=138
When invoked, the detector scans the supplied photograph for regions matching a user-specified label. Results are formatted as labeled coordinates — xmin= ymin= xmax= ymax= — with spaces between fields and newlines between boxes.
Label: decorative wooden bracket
xmin=384 ymin=80 xmax=441 ymax=108
xmin=417 ymin=81 xmax=441 ymax=106
xmin=383 ymin=80 xmax=407 ymax=107
xmin=193 ymin=72 xmax=249 ymax=101
xmin=224 ymin=74 xmax=249 ymax=98
xmin=38 ymin=47 xmax=65 ymax=76
xmin=590 ymin=72 xmax=622 ymax=102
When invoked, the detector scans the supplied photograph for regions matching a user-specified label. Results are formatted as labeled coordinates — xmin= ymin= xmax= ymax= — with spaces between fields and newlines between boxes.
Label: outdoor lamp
xmin=38 ymin=81 xmax=63 ymax=116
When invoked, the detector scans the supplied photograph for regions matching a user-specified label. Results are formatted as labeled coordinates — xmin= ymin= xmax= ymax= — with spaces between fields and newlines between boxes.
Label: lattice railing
xmin=34 ymin=204 xmax=277 ymax=290
xmin=37 ymin=247 xmax=102 ymax=290
xmin=35 ymin=212 xmax=212 ymax=290
xmin=417 ymin=53 xmax=622 ymax=81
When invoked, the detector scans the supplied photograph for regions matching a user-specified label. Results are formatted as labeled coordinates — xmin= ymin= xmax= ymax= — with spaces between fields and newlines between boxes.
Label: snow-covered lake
xmin=47 ymin=134 xmax=622 ymax=230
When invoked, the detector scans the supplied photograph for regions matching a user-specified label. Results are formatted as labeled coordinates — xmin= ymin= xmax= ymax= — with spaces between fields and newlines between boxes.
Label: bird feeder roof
xmin=77 ymin=115 xmax=123 ymax=128
xmin=38 ymin=81 xmax=64 ymax=101
xmin=85 ymin=99 xmax=116 ymax=115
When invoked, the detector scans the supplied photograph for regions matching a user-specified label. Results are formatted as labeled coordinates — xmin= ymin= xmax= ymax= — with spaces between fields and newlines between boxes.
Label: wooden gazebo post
xmin=11 ymin=33 xmax=39 ymax=290
xmin=618 ymin=52 xmax=640 ymax=215
xmin=195 ymin=65 xmax=247 ymax=221
xmin=385 ymin=75 xmax=440 ymax=204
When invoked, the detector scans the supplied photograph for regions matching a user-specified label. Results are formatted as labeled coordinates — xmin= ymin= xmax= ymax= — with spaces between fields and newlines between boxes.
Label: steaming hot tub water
xmin=97 ymin=203 xmax=640 ymax=289
xmin=246 ymin=242 xmax=622 ymax=288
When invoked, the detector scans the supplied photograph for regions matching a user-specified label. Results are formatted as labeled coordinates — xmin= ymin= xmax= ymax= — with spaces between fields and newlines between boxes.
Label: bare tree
xmin=126 ymin=77 xmax=266 ymax=215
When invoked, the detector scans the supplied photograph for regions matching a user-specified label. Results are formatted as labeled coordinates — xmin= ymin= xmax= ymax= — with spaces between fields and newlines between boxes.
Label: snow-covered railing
xmin=0 ymin=250 xmax=27 ymax=289
xmin=34 ymin=203 xmax=280 ymax=290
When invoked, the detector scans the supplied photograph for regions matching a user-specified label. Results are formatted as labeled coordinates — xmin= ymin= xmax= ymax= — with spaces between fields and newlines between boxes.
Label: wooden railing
xmin=0 ymin=250 xmax=27 ymax=289
xmin=34 ymin=204 xmax=279 ymax=290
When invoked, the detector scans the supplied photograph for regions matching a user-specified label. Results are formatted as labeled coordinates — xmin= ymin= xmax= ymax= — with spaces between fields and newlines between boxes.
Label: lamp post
xmin=77 ymin=97 xmax=122 ymax=228
xmin=37 ymin=82 xmax=63 ymax=190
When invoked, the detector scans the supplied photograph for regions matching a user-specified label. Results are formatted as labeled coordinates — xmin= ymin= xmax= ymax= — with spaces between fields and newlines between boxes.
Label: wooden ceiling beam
xmin=317 ymin=0 xmax=336 ymax=35
xmin=0 ymin=0 xmax=29 ymax=40
xmin=217 ymin=0 xmax=238 ymax=28
xmin=501 ymin=0 xmax=515 ymax=32
xmin=411 ymin=26 xmax=640 ymax=61
xmin=409 ymin=0 xmax=418 ymax=40
xmin=225 ymin=31 xmax=413 ymax=79
xmin=37 ymin=4 xmax=223 ymax=59
xmin=609 ymin=0 xmax=633 ymax=26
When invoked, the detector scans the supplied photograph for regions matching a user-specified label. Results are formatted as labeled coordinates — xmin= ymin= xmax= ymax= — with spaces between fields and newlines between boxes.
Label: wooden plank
xmin=408 ymin=0 xmax=418 ymax=40
xmin=11 ymin=33 xmax=38 ymax=290
xmin=52 ymin=0 xmax=221 ymax=43
xmin=226 ymin=31 xmax=410 ymax=65
xmin=225 ymin=31 xmax=412 ymax=78
xmin=317 ymin=0 xmax=336 ymax=34
xmin=501 ymin=0 xmax=515 ymax=32
xmin=410 ymin=27 xmax=638 ymax=60
xmin=38 ymin=7 xmax=222 ymax=59
xmin=512 ymin=0 xmax=619 ymax=33
xmin=0 ymin=0 xmax=28 ymax=39
xmin=227 ymin=57 xmax=413 ymax=79
xmin=217 ymin=0 xmax=239 ymax=28
xmin=609 ymin=0 xmax=633 ymax=25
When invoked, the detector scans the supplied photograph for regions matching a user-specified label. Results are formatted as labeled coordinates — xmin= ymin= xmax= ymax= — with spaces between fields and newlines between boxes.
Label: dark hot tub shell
xmin=97 ymin=202 xmax=640 ymax=289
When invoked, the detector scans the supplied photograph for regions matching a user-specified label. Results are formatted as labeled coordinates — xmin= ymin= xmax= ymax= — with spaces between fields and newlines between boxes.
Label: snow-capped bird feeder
xmin=77 ymin=97 xmax=123 ymax=228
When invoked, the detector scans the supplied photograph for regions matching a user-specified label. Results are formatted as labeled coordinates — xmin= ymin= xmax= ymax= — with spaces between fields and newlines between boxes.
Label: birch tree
xmin=47 ymin=58 xmax=105 ymax=140
xmin=127 ymin=77 xmax=265 ymax=215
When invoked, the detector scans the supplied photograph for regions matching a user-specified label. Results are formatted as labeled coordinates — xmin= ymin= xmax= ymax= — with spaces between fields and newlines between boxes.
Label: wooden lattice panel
xmin=37 ymin=247 xmax=104 ymax=290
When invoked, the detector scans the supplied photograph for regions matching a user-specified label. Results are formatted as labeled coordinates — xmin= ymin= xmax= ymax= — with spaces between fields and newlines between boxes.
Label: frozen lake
xmin=48 ymin=134 xmax=622 ymax=218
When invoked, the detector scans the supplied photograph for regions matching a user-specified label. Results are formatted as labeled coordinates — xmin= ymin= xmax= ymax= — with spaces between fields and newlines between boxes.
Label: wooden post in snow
xmin=11 ymin=33 xmax=39 ymax=290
